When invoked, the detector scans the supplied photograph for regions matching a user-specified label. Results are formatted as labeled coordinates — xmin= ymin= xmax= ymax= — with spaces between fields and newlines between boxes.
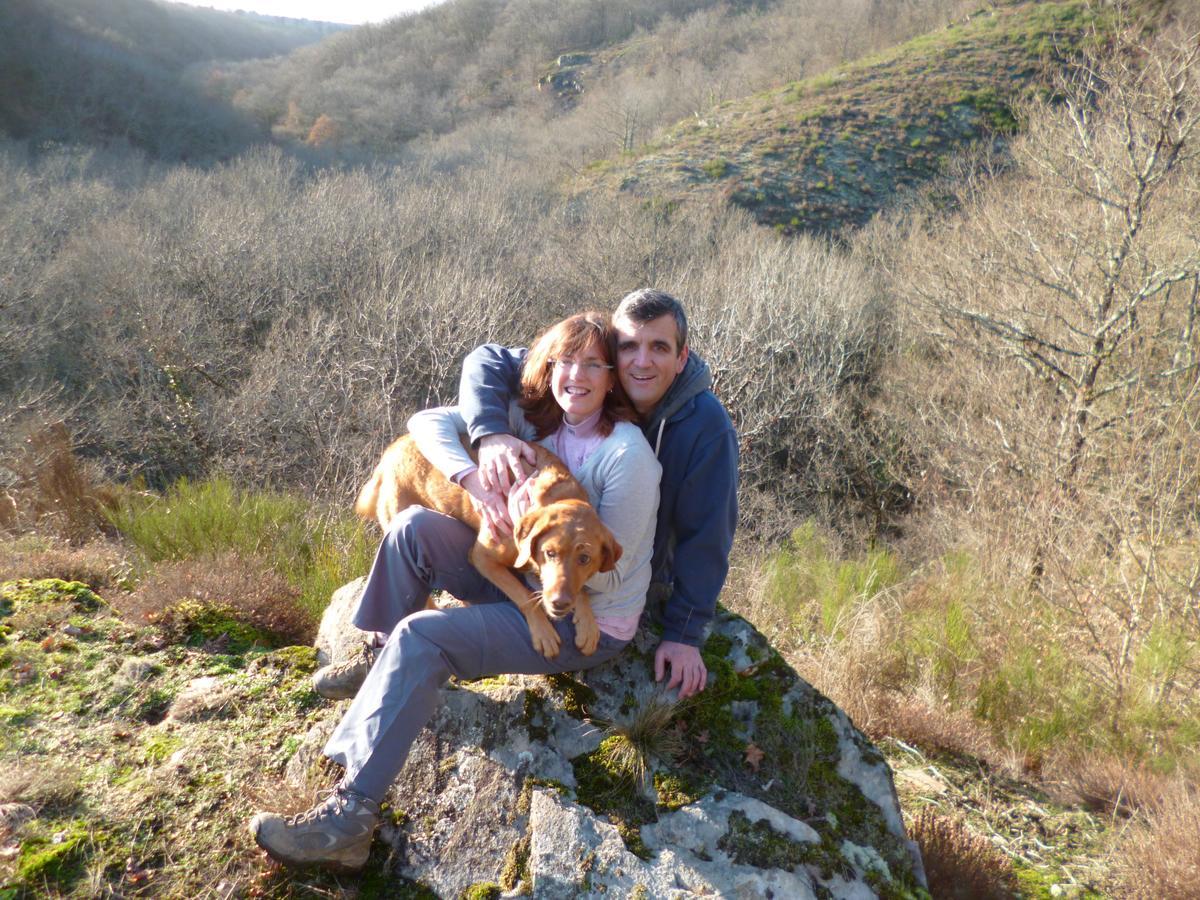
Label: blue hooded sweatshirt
xmin=458 ymin=345 xmax=738 ymax=647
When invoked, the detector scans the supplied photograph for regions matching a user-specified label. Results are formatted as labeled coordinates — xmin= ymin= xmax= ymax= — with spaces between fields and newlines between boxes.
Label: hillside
xmin=588 ymin=0 xmax=1109 ymax=235
xmin=217 ymin=0 xmax=974 ymax=156
xmin=0 ymin=0 xmax=344 ymax=159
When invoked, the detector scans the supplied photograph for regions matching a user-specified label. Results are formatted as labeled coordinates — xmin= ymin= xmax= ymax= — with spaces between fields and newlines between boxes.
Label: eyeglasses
xmin=549 ymin=358 xmax=614 ymax=375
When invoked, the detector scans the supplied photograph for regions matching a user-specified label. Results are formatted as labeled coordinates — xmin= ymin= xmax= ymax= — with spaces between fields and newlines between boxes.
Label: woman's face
xmin=550 ymin=338 xmax=615 ymax=425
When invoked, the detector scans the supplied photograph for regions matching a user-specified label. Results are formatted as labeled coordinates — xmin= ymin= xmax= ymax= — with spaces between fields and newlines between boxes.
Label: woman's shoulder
xmin=603 ymin=421 xmax=658 ymax=462
xmin=608 ymin=419 xmax=648 ymax=444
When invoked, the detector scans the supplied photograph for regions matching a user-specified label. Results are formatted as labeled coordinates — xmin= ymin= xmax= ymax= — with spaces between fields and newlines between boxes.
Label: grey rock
xmin=296 ymin=592 xmax=926 ymax=898
xmin=314 ymin=576 xmax=368 ymax=667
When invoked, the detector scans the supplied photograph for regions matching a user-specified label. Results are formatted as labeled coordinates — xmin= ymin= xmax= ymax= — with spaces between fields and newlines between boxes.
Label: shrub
xmin=909 ymin=808 xmax=1018 ymax=900
xmin=1111 ymin=775 xmax=1200 ymax=899
xmin=0 ymin=424 xmax=115 ymax=545
xmin=0 ymin=536 xmax=128 ymax=590
xmin=764 ymin=522 xmax=901 ymax=639
xmin=114 ymin=553 xmax=312 ymax=646
xmin=107 ymin=476 xmax=376 ymax=618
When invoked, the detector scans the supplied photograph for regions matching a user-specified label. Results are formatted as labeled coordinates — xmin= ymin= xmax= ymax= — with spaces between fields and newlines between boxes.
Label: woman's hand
xmin=461 ymin=469 xmax=513 ymax=536
xmin=478 ymin=434 xmax=536 ymax=493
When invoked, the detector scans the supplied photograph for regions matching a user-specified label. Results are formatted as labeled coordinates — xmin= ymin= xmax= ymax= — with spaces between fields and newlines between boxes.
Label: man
xmin=458 ymin=288 xmax=738 ymax=698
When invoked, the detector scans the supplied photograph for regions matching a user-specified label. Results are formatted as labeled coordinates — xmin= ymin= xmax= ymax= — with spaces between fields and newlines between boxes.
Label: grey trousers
xmin=324 ymin=505 xmax=629 ymax=802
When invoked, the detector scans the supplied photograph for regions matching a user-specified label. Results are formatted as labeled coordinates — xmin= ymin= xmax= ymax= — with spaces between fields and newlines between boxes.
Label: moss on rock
xmin=461 ymin=882 xmax=502 ymax=899
xmin=543 ymin=672 xmax=597 ymax=718
xmin=499 ymin=833 xmax=531 ymax=891
xmin=571 ymin=736 xmax=654 ymax=859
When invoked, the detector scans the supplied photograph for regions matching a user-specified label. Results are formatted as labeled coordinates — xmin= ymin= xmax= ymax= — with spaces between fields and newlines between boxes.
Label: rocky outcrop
xmin=293 ymin=585 xmax=926 ymax=898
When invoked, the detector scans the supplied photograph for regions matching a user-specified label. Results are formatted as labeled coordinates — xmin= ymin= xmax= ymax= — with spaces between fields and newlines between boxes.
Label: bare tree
xmin=910 ymin=28 xmax=1200 ymax=500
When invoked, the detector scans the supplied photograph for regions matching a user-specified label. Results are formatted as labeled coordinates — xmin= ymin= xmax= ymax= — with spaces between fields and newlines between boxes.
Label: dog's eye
xmin=544 ymin=548 xmax=557 ymax=559
xmin=578 ymin=554 xmax=591 ymax=565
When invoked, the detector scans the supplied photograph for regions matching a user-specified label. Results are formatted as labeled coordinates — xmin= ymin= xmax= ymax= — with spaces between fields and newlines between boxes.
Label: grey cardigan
xmin=407 ymin=404 xmax=661 ymax=620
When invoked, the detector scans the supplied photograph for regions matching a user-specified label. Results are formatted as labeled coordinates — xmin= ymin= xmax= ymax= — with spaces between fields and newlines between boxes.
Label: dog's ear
xmin=514 ymin=509 xmax=550 ymax=570
xmin=599 ymin=531 xmax=623 ymax=573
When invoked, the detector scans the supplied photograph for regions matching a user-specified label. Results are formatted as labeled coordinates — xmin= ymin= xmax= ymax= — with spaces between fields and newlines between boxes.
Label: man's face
xmin=614 ymin=313 xmax=688 ymax=417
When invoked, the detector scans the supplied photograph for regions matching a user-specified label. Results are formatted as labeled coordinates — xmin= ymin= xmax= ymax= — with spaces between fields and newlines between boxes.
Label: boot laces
xmin=286 ymin=788 xmax=355 ymax=826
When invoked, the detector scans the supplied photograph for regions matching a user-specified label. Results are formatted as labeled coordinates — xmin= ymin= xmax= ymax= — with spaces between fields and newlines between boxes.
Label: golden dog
xmin=355 ymin=435 xmax=621 ymax=657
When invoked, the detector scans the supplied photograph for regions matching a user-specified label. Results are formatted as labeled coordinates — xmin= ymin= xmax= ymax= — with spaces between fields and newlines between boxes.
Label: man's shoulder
xmin=668 ymin=389 xmax=735 ymax=435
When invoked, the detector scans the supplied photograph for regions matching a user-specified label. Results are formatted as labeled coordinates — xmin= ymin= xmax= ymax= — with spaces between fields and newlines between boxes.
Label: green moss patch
xmin=15 ymin=821 xmax=95 ymax=891
xmin=571 ymin=736 xmax=655 ymax=859
xmin=718 ymin=809 xmax=821 ymax=871
xmin=499 ymin=833 xmax=531 ymax=891
xmin=153 ymin=598 xmax=275 ymax=652
xmin=1 ymin=579 xmax=103 ymax=616
xmin=461 ymin=883 xmax=502 ymax=900
xmin=543 ymin=671 xmax=597 ymax=719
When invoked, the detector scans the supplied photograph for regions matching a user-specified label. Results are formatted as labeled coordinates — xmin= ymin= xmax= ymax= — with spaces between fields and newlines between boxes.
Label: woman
xmin=249 ymin=312 xmax=661 ymax=871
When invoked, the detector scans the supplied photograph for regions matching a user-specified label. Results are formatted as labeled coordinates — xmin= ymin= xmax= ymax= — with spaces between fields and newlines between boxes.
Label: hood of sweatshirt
xmin=640 ymin=352 xmax=712 ymax=451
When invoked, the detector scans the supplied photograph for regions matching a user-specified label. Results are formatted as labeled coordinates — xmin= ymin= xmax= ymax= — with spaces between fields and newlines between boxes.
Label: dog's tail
xmin=355 ymin=468 xmax=383 ymax=523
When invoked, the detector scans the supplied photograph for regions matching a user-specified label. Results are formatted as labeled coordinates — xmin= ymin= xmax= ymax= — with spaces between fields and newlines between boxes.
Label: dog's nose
xmin=550 ymin=597 xmax=572 ymax=618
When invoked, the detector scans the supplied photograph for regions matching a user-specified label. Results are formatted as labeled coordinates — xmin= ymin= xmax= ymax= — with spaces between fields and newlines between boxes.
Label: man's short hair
xmin=614 ymin=288 xmax=688 ymax=354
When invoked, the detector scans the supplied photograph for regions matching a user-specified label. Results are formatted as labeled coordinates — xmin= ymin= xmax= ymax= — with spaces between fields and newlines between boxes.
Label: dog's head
xmin=513 ymin=499 xmax=622 ymax=619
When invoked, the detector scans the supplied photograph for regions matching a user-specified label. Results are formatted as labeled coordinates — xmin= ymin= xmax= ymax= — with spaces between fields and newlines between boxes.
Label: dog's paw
xmin=529 ymin=618 xmax=561 ymax=658
xmin=574 ymin=614 xmax=600 ymax=656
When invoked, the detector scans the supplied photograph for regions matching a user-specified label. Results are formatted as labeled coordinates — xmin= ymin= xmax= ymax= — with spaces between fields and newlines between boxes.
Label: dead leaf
xmin=125 ymin=857 xmax=152 ymax=885
xmin=744 ymin=742 xmax=765 ymax=771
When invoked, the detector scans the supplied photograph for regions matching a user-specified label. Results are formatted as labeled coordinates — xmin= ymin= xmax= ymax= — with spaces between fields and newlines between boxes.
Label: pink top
xmin=553 ymin=408 xmax=606 ymax=471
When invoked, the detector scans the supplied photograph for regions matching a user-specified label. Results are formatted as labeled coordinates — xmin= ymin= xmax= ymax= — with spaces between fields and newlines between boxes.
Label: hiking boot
xmin=312 ymin=642 xmax=379 ymax=700
xmin=249 ymin=786 xmax=380 ymax=871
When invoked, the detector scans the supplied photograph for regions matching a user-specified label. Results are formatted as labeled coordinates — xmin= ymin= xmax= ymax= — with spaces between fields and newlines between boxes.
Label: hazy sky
xmin=174 ymin=0 xmax=439 ymax=25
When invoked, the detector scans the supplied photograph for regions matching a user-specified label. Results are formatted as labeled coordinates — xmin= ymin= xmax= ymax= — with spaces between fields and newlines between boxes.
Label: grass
xmin=108 ymin=475 xmax=376 ymax=618
xmin=752 ymin=523 xmax=1200 ymax=779
xmin=765 ymin=521 xmax=902 ymax=639
xmin=0 ymin=575 xmax=431 ymax=896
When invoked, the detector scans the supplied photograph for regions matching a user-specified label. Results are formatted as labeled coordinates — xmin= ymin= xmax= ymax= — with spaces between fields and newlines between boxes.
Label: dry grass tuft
xmin=863 ymin=694 xmax=995 ymax=762
xmin=1110 ymin=775 xmax=1200 ymax=899
xmin=0 ymin=536 xmax=129 ymax=588
xmin=2 ymin=424 xmax=117 ymax=544
xmin=604 ymin=699 xmax=685 ymax=788
xmin=1045 ymin=752 xmax=1173 ymax=818
xmin=0 ymin=759 xmax=82 ymax=812
xmin=112 ymin=553 xmax=315 ymax=645
xmin=909 ymin=807 xmax=1018 ymax=900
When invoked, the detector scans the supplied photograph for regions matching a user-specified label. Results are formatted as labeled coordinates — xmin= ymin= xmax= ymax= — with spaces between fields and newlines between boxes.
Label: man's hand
xmin=654 ymin=640 xmax=707 ymax=699
xmin=461 ymin=470 xmax=513 ymax=536
xmin=478 ymin=434 xmax=536 ymax=493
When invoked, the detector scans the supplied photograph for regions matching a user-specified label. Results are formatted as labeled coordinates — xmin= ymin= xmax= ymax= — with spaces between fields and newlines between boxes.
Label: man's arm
xmin=458 ymin=344 xmax=533 ymax=492
xmin=655 ymin=412 xmax=739 ymax=698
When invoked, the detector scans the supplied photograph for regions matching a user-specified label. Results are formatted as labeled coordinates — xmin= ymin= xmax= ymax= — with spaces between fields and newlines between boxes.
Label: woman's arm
xmin=406 ymin=407 xmax=475 ymax=481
